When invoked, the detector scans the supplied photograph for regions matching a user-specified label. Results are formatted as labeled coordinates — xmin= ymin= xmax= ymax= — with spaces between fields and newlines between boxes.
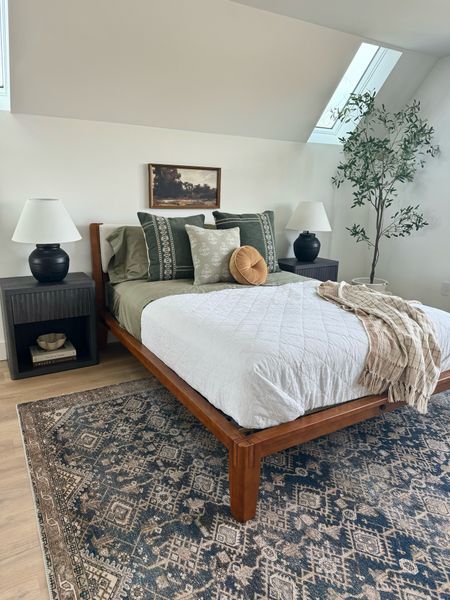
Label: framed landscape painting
xmin=148 ymin=164 xmax=221 ymax=209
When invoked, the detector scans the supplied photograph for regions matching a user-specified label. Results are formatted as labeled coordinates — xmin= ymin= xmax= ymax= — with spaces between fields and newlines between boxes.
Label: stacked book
xmin=30 ymin=340 xmax=77 ymax=368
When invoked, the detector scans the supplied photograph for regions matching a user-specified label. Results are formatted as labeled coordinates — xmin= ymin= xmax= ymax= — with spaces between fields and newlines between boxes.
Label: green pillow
xmin=137 ymin=212 xmax=205 ymax=281
xmin=107 ymin=226 xmax=149 ymax=284
xmin=213 ymin=210 xmax=280 ymax=273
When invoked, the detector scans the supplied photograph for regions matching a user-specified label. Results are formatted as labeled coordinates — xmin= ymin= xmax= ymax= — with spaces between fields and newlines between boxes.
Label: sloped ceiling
xmin=8 ymin=0 xmax=438 ymax=142
xmin=233 ymin=0 xmax=450 ymax=57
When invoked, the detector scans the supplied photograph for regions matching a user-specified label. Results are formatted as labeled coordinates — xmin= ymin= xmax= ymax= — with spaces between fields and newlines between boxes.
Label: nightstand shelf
xmin=278 ymin=257 xmax=339 ymax=282
xmin=0 ymin=273 xmax=98 ymax=380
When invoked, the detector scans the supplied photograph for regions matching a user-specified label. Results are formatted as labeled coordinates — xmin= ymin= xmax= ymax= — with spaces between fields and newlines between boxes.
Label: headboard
xmin=90 ymin=222 xmax=141 ymax=311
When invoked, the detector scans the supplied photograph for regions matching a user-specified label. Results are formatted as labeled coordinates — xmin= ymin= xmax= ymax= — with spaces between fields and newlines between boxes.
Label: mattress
xmin=141 ymin=280 xmax=450 ymax=429
xmin=107 ymin=271 xmax=305 ymax=339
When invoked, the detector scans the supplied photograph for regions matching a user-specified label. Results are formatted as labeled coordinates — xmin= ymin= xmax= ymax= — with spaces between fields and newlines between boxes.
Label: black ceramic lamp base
xmin=29 ymin=244 xmax=70 ymax=283
xmin=293 ymin=232 xmax=321 ymax=262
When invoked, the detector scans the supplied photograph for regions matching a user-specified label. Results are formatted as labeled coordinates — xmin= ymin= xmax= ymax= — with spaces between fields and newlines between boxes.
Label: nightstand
xmin=0 ymin=272 xmax=98 ymax=379
xmin=278 ymin=257 xmax=339 ymax=282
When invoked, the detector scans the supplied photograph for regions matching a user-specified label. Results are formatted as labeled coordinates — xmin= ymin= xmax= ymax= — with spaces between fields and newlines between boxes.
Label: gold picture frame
xmin=149 ymin=163 xmax=221 ymax=209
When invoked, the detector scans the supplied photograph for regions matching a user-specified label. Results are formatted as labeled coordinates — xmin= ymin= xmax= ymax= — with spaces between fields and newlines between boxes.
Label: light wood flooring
xmin=0 ymin=344 xmax=148 ymax=600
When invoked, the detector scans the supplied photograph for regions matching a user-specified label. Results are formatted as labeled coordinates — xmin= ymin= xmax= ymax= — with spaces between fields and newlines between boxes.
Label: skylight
xmin=0 ymin=0 xmax=10 ymax=111
xmin=308 ymin=43 xmax=402 ymax=145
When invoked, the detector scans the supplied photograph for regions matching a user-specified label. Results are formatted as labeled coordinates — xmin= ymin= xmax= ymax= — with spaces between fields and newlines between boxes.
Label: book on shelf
xmin=31 ymin=355 xmax=77 ymax=368
xmin=30 ymin=340 xmax=77 ymax=366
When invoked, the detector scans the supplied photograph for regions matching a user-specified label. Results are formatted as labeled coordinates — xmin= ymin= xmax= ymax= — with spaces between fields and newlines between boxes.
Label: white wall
xmin=233 ymin=0 xmax=450 ymax=57
xmin=0 ymin=112 xmax=355 ymax=358
xmin=9 ymin=0 xmax=361 ymax=142
xmin=294 ymin=143 xmax=370 ymax=283
xmin=376 ymin=56 xmax=450 ymax=309
xmin=8 ymin=0 xmax=436 ymax=143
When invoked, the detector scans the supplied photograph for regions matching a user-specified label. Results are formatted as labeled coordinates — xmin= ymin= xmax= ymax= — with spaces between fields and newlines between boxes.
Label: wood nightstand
xmin=278 ymin=257 xmax=339 ymax=282
xmin=0 ymin=272 xmax=98 ymax=380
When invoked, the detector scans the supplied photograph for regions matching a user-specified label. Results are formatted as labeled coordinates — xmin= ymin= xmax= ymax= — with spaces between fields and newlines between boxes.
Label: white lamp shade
xmin=286 ymin=201 xmax=332 ymax=232
xmin=12 ymin=199 xmax=82 ymax=244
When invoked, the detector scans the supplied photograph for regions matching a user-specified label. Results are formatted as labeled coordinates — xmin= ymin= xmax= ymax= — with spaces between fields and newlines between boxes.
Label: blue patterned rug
xmin=18 ymin=378 xmax=450 ymax=600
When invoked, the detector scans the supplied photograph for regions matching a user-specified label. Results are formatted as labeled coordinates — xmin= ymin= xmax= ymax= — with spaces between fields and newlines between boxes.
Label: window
xmin=0 ymin=0 xmax=10 ymax=111
xmin=308 ymin=43 xmax=401 ymax=145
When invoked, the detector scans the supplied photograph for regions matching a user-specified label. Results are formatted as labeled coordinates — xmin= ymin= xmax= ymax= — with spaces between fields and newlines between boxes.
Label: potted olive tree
xmin=332 ymin=92 xmax=439 ymax=290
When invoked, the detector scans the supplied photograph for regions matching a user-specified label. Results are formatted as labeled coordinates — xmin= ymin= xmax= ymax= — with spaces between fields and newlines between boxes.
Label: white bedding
xmin=141 ymin=280 xmax=450 ymax=429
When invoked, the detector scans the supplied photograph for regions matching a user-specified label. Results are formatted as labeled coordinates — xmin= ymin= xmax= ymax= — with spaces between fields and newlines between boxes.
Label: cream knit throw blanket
xmin=317 ymin=281 xmax=441 ymax=413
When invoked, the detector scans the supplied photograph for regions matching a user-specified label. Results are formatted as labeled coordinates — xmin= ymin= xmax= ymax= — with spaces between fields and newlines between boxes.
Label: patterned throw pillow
xmin=137 ymin=212 xmax=205 ymax=281
xmin=213 ymin=210 xmax=280 ymax=273
xmin=185 ymin=225 xmax=240 ymax=285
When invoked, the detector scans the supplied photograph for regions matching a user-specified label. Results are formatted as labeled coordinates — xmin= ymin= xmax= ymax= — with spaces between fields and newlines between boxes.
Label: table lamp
xmin=12 ymin=198 xmax=82 ymax=283
xmin=286 ymin=201 xmax=331 ymax=262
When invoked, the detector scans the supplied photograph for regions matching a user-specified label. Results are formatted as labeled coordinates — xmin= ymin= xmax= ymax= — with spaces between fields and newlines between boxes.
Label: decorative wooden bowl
xmin=37 ymin=333 xmax=67 ymax=351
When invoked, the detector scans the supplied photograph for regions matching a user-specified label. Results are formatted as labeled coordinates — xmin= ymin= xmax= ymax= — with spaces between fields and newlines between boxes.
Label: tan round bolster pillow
xmin=229 ymin=246 xmax=268 ymax=285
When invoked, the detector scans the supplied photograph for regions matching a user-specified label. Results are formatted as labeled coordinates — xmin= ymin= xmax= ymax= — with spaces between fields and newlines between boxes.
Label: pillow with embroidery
xmin=213 ymin=210 xmax=280 ymax=273
xmin=137 ymin=212 xmax=205 ymax=281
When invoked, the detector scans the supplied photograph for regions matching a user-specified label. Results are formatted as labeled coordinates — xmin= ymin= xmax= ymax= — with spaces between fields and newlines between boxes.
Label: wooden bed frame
xmin=90 ymin=223 xmax=450 ymax=522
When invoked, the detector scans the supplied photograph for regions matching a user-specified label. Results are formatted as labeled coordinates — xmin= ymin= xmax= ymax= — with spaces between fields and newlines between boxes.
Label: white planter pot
xmin=351 ymin=277 xmax=388 ymax=293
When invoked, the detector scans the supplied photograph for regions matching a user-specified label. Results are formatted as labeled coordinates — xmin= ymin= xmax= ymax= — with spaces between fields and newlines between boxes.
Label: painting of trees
xmin=149 ymin=164 xmax=221 ymax=208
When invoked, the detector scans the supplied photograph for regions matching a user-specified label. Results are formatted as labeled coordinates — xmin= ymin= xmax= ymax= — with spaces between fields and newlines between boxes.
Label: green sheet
xmin=107 ymin=271 xmax=308 ymax=340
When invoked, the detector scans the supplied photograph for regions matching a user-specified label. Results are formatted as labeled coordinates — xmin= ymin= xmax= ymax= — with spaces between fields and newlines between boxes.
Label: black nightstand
xmin=0 ymin=272 xmax=98 ymax=380
xmin=278 ymin=257 xmax=339 ymax=282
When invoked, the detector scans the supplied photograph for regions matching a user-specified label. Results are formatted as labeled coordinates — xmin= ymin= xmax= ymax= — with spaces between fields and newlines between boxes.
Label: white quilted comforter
xmin=141 ymin=280 xmax=450 ymax=428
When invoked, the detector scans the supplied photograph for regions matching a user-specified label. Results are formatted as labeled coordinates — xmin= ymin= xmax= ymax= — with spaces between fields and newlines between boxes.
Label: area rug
xmin=18 ymin=378 xmax=450 ymax=600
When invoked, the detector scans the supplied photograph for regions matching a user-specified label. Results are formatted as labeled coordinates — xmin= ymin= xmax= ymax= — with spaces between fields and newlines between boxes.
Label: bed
xmin=90 ymin=222 xmax=450 ymax=522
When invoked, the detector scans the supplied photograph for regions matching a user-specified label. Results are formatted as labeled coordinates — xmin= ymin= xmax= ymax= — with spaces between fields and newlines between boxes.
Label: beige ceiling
xmin=233 ymin=0 xmax=450 ymax=57
xmin=8 ymin=0 xmax=439 ymax=142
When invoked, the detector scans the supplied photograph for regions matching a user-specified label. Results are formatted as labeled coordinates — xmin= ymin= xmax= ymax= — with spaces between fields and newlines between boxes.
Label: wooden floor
xmin=0 ymin=344 xmax=148 ymax=600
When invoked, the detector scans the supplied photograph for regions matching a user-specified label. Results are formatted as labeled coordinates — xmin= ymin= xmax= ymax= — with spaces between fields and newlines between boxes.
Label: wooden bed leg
xmin=229 ymin=442 xmax=261 ymax=522
xmin=97 ymin=319 xmax=108 ymax=351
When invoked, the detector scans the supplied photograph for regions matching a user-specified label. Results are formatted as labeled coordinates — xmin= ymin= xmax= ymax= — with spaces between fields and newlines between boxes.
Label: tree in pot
xmin=332 ymin=91 xmax=439 ymax=287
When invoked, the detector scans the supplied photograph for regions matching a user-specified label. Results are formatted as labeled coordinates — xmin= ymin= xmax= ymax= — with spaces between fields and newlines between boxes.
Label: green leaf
xmin=331 ymin=92 xmax=437 ymax=277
